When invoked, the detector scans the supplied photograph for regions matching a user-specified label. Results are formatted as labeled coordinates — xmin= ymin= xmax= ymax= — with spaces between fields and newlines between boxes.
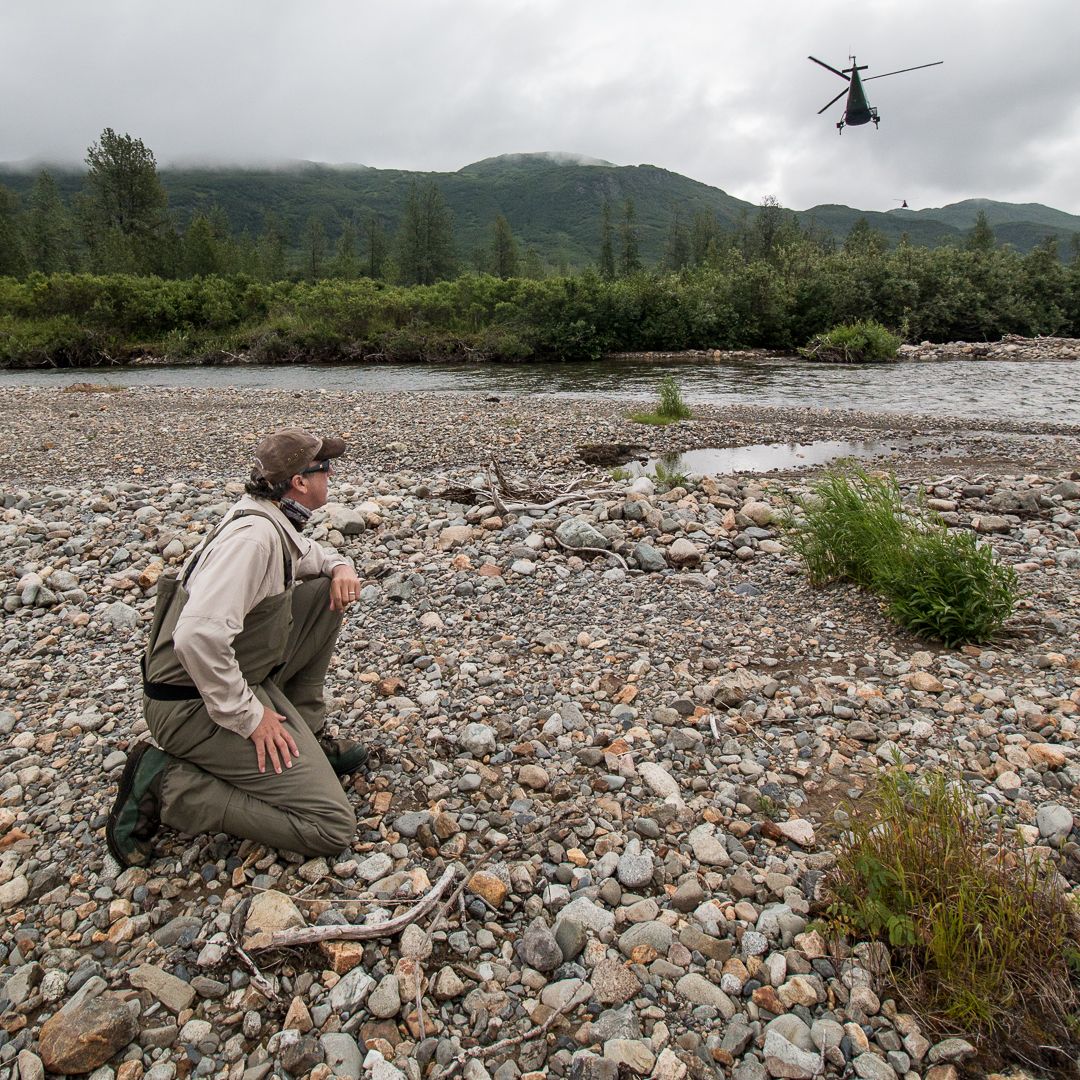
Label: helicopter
xmin=808 ymin=55 xmax=942 ymax=132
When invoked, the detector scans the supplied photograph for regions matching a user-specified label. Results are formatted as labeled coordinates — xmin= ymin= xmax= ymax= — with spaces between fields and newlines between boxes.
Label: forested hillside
xmin=2 ymin=148 xmax=1078 ymax=279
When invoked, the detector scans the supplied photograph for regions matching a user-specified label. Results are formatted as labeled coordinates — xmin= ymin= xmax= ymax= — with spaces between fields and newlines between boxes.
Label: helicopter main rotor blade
xmin=864 ymin=61 xmax=943 ymax=81
xmin=817 ymin=88 xmax=849 ymax=114
xmin=808 ymin=55 xmax=850 ymax=81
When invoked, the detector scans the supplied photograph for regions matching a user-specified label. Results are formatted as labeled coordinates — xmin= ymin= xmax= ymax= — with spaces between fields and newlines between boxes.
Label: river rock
xmin=1036 ymin=803 xmax=1074 ymax=844
xmin=518 ymin=920 xmax=562 ymax=972
xmin=556 ymin=517 xmax=610 ymax=549
xmin=459 ymin=723 xmax=497 ymax=756
xmin=129 ymin=964 xmax=196 ymax=1013
xmin=242 ymin=890 xmax=306 ymax=948
xmin=591 ymin=958 xmax=641 ymax=1005
xmin=39 ymin=994 xmax=139 ymax=1074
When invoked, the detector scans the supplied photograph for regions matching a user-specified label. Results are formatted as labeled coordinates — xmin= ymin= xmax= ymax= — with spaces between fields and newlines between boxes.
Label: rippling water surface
xmin=2 ymin=356 xmax=1078 ymax=425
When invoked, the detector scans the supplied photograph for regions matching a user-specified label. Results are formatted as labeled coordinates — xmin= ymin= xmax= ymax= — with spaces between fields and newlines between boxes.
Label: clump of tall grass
xmin=629 ymin=375 xmax=692 ymax=425
xmin=801 ymin=319 xmax=901 ymax=363
xmin=785 ymin=468 xmax=1018 ymax=646
xmin=822 ymin=769 xmax=1080 ymax=1070
xmin=652 ymin=458 xmax=690 ymax=492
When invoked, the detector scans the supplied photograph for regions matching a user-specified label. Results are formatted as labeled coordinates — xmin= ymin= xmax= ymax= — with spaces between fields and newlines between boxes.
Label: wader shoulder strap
xmin=144 ymin=508 xmax=295 ymax=701
xmin=181 ymin=507 xmax=294 ymax=588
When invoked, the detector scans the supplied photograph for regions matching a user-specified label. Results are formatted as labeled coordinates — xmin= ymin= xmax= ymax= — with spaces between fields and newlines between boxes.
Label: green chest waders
xmin=142 ymin=509 xmax=295 ymax=699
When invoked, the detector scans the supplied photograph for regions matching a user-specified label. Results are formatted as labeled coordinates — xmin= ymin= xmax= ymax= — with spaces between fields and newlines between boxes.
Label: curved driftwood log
xmin=249 ymin=866 xmax=457 ymax=951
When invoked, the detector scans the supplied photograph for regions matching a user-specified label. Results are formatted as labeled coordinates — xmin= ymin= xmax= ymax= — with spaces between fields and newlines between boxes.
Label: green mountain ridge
xmin=2 ymin=153 xmax=1077 ymax=268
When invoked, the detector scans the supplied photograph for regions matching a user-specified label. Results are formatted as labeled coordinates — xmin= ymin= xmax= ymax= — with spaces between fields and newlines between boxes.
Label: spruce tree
xmin=333 ymin=217 xmax=359 ymax=279
xmin=257 ymin=212 xmax=288 ymax=281
xmin=395 ymin=181 xmax=455 ymax=285
xmin=965 ymin=210 xmax=996 ymax=254
xmin=0 ymin=186 xmax=27 ymax=277
xmin=491 ymin=214 xmax=519 ymax=278
xmin=598 ymin=200 xmax=616 ymax=280
xmin=303 ymin=215 xmax=327 ymax=281
xmin=81 ymin=128 xmax=170 ymax=272
xmin=25 ymin=170 xmax=76 ymax=273
xmin=663 ymin=210 xmax=691 ymax=271
xmin=364 ymin=213 xmax=389 ymax=280
xmin=182 ymin=213 xmax=221 ymax=277
xmin=619 ymin=199 xmax=641 ymax=276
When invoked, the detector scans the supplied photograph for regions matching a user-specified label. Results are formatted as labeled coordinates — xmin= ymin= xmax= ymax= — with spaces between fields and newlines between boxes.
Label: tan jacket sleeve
xmin=295 ymin=540 xmax=351 ymax=581
xmin=172 ymin=529 xmax=275 ymax=739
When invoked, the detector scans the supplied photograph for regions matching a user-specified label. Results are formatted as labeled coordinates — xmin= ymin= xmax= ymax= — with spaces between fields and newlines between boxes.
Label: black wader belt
xmin=141 ymin=656 xmax=202 ymax=701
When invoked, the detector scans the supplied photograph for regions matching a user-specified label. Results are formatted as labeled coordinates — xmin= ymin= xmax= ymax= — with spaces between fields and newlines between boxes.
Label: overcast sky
xmin=3 ymin=0 xmax=1079 ymax=215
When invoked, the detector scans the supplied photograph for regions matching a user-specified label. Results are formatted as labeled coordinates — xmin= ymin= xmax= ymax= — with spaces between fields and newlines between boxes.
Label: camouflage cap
xmin=252 ymin=427 xmax=345 ymax=485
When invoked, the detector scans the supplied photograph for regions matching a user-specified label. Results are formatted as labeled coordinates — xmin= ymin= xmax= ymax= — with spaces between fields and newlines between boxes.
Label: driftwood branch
xmin=232 ymin=941 xmax=280 ymax=1001
xmin=554 ymin=536 xmax=631 ymax=570
xmin=228 ymin=897 xmax=279 ymax=1000
xmin=249 ymin=866 xmax=457 ymax=951
xmin=430 ymin=979 xmax=587 ymax=1080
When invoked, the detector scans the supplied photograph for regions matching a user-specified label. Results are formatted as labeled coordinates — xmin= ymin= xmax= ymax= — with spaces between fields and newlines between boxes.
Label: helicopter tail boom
xmin=863 ymin=60 xmax=944 ymax=81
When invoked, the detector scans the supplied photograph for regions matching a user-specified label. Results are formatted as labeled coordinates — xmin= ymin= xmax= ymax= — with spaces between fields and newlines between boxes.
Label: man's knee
xmin=307 ymin=796 xmax=356 ymax=856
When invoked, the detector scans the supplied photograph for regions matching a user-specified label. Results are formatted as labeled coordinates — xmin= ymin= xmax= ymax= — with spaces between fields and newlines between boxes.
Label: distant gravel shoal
xmin=1 ymin=386 xmax=1079 ymax=487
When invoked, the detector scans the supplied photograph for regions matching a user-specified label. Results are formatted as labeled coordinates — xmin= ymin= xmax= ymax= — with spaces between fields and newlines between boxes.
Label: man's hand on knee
xmin=251 ymin=707 xmax=301 ymax=774
xmin=330 ymin=565 xmax=362 ymax=611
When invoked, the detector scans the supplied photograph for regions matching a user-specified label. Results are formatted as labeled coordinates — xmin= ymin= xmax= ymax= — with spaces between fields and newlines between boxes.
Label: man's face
xmin=288 ymin=459 xmax=333 ymax=511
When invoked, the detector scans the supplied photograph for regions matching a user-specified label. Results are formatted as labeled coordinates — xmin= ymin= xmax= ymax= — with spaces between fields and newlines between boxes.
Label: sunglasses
xmin=300 ymin=459 xmax=332 ymax=476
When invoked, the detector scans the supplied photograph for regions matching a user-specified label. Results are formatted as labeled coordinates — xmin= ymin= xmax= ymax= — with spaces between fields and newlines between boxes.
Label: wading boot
xmin=317 ymin=735 xmax=370 ymax=777
xmin=106 ymin=742 xmax=170 ymax=867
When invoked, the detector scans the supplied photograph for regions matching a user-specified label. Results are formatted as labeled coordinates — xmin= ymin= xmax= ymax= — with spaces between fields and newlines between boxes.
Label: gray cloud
xmin=3 ymin=0 xmax=1078 ymax=214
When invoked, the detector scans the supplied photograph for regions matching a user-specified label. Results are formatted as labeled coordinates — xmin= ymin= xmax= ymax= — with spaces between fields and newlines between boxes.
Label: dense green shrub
xmin=823 ymin=769 xmax=1080 ymax=1068
xmin=785 ymin=468 xmax=1018 ymax=645
xmin=876 ymin=528 xmax=1019 ymax=646
xmin=0 ymin=232 xmax=1078 ymax=367
xmin=800 ymin=319 xmax=901 ymax=363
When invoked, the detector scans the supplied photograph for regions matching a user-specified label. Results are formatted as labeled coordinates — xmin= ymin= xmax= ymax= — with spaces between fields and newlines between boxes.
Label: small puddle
xmin=623 ymin=438 xmax=930 ymax=477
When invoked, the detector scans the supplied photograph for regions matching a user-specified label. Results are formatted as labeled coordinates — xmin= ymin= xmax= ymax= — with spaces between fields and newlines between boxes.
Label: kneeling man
xmin=107 ymin=427 xmax=367 ymax=867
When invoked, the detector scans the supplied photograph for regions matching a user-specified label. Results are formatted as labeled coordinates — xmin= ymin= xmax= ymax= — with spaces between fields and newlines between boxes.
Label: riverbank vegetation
xmin=1 ymin=129 xmax=1079 ymax=367
xmin=799 ymin=319 xmax=901 ymax=363
xmin=785 ymin=469 xmax=1018 ymax=646
xmin=2 ymin=237 xmax=1078 ymax=367
xmin=822 ymin=768 xmax=1080 ymax=1072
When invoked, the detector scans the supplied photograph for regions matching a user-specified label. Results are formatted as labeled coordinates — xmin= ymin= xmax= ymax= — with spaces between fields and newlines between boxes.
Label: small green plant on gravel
xmin=875 ymin=527 xmax=1019 ymax=646
xmin=629 ymin=375 xmax=693 ymax=425
xmin=800 ymin=319 xmax=901 ymax=363
xmin=821 ymin=769 xmax=1080 ymax=1070
xmin=657 ymin=375 xmax=692 ymax=419
xmin=784 ymin=467 xmax=1018 ymax=645
xmin=652 ymin=458 xmax=690 ymax=492
xmin=609 ymin=466 xmax=632 ymax=482
xmin=785 ymin=468 xmax=909 ymax=589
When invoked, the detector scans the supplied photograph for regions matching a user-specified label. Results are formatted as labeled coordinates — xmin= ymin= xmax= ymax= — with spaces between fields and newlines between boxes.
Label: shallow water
xmin=2 ymin=355 xmax=1078 ymax=425
xmin=624 ymin=438 xmax=942 ymax=476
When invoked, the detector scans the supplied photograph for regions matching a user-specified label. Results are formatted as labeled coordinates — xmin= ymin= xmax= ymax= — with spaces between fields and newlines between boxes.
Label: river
xmin=2 ymin=355 xmax=1078 ymax=426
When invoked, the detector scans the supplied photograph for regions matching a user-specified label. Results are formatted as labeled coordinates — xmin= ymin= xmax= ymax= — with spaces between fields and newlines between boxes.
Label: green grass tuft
xmin=629 ymin=374 xmax=693 ymax=425
xmin=652 ymin=458 xmax=690 ymax=492
xmin=784 ymin=467 xmax=1018 ymax=646
xmin=822 ymin=769 xmax=1080 ymax=1069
